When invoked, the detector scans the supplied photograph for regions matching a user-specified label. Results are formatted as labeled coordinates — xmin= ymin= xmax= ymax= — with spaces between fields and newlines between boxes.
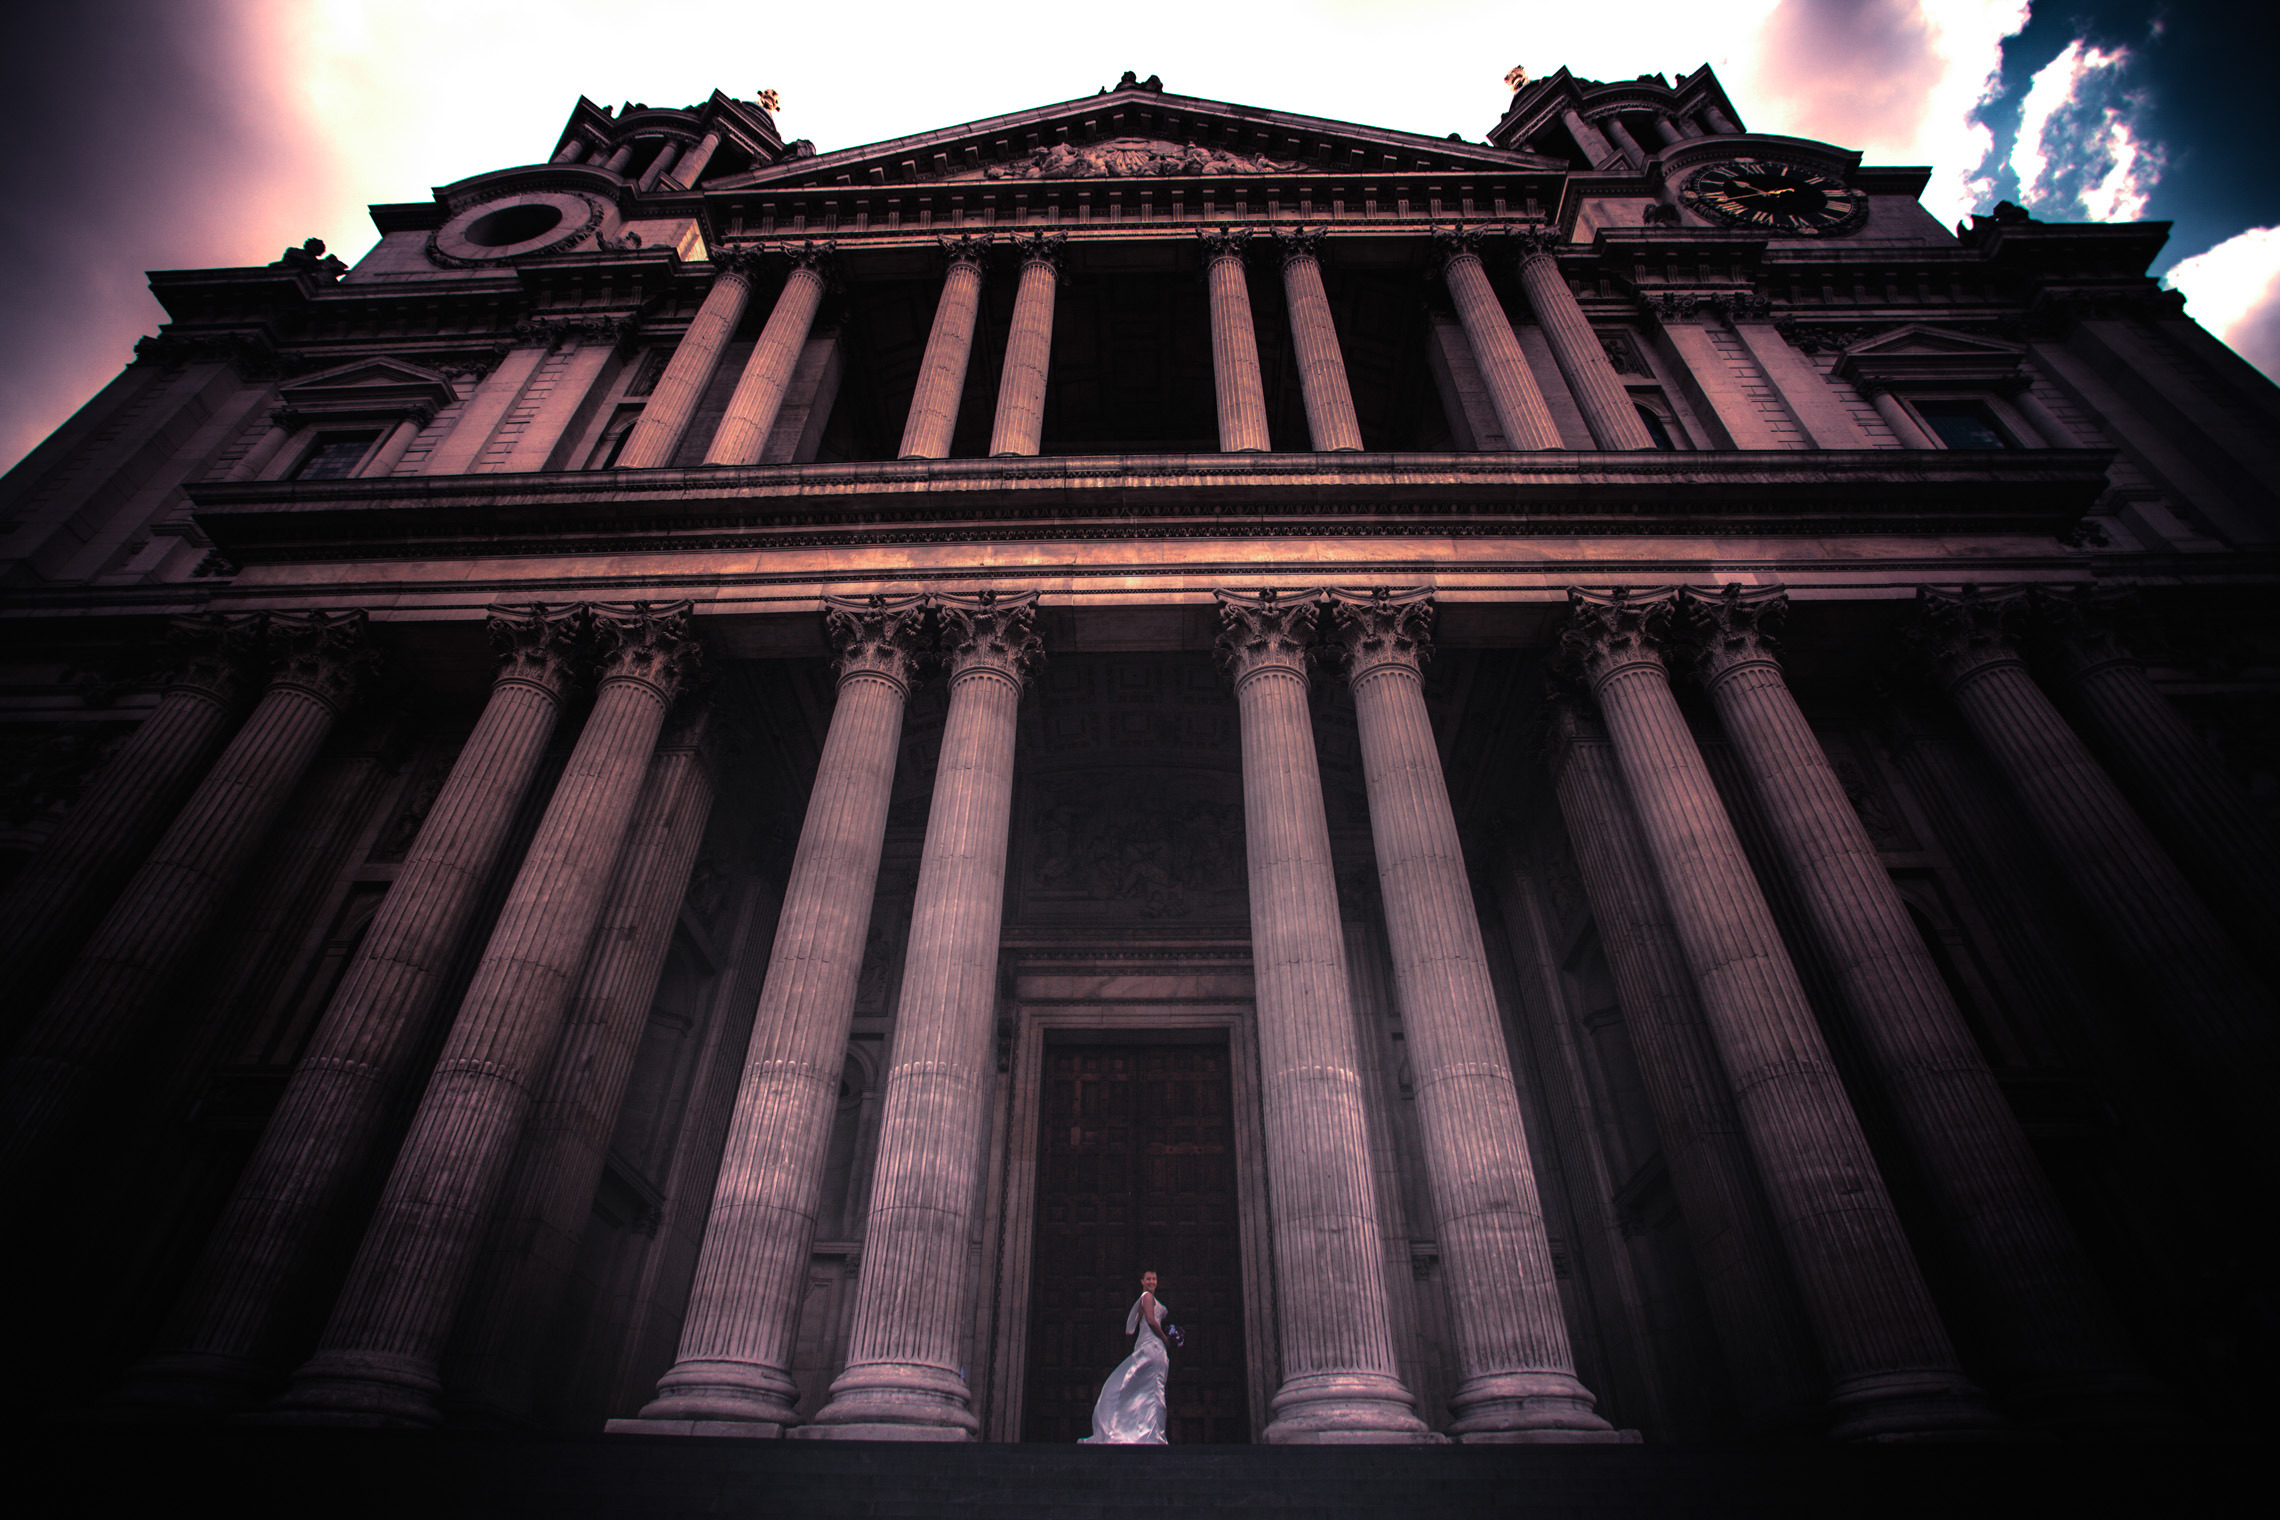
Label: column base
xmin=1827 ymin=1369 xmax=2006 ymax=1442
xmin=801 ymin=1360 xmax=979 ymax=1442
xmin=109 ymin=1351 xmax=271 ymax=1419
xmin=605 ymin=1418 xmax=787 ymax=1439
xmin=1447 ymin=1369 xmax=1620 ymax=1442
xmin=635 ymin=1358 xmax=803 ymax=1429
xmin=255 ymin=1349 xmax=444 ymax=1429
xmin=1457 ymin=1428 xmax=1643 ymax=1444
xmin=1261 ymin=1371 xmax=1438 ymax=1445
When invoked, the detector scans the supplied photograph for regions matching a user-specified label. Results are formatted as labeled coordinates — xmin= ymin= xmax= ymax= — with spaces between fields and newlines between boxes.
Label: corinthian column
xmin=1 ymin=612 xmax=375 ymax=1197
xmin=1559 ymin=589 xmax=1996 ymax=1441
xmin=1273 ymin=229 xmax=1363 ymax=451
xmin=988 ymin=233 xmax=1064 ymax=457
xmin=1201 ymin=227 xmax=1271 ymax=452
xmin=1683 ymin=585 xmax=2164 ymax=1427
xmin=1510 ymin=230 xmax=1654 ymax=450
xmin=2033 ymin=586 xmax=2280 ymax=962
xmin=898 ymin=236 xmax=990 ymax=459
xmin=705 ymin=242 xmax=834 ymax=466
xmin=0 ymin=615 xmax=260 ymax=1011
xmin=1327 ymin=588 xmax=1614 ymax=1441
xmin=118 ymin=605 xmax=587 ymax=1415
xmin=806 ymin=591 xmax=1040 ymax=1442
xmin=268 ymin=604 xmax=699 ymax=1426
xmin=616 ymin=252 xmax=760 ymax=469
xmin=1907 ymin=587 xmax=2280 ymax=1173
xmin=1542 ymin=702 xmax=1825 ymax=1433
xmin=1213 ymin=589 xmax=1429 ymax=1443
xmin=1431 ymin=229 xmax=1559 ymax=451
xmin=446 ymin=695 xmax=719 ymax=1425
xmin=626 ymin=594 xmax=925 ymax=1434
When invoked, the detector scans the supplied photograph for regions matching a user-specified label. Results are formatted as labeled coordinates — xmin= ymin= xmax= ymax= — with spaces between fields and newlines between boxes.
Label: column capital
xmin=485 ymin=603 xmax=588 ymax=705
xmin=937 ymin=232 xmax=991 ymax=271
xmin=1679 ymin=584 xmax=1789 ymax=689
xmin=1270 ymin=225 xmax=1328 ymax=267
xmin=592 ymin=601 xmax=701 ymax=704
xmin=777 ymin=238 xmax=839 ymax=281
xmin=1508 ymin=225 xmax=1563 ymax=266
xmin=1198 ymin=224 xmax=1253 ymax=264
xmin=1010 ymin=229 xmax=1068 ymax=274
xmin=266 ymin=610 xmax=379 ymax=714
xmin=1904 ymin=585 xmax=2033 ymax=693
xmin=1326 ymin=586 xmax=1434 ymax=682
xmin=706 ymin=244 xmax=770 ymax=280
xmin=160 ymin=612 xmax=267 ymax=710
xmin=1427 ymin=223 xmax=1496 ymax=275
xmin=1555 ymin=587 xmax=1680 ymax=690
xmin=824 ymin=592 xmax=929 ymax=694
xmin=1214 ymin=587 xmax=1322 ymax=688
xmin=2027 ymin=583 xmax=2145 ymax=683
xmin=936 ymin=589 xmax=1042 ymax=689
xmin=1531 ymin=690 xmax=1611 ymax=779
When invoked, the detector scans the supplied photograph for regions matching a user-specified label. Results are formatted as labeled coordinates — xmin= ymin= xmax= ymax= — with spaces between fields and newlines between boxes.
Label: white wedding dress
xmin=1079 ymin=1293 xmax=1169 ymax=1444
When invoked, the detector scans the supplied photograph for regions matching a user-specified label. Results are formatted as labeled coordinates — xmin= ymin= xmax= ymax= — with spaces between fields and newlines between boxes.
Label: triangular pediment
xmin=708 ymin=82 xmax=1563 ymax=192
xmin=281 ymin=357 xmax=458 ymax=415
xmin=1841 ymin=324 xmax=2024 ymax=360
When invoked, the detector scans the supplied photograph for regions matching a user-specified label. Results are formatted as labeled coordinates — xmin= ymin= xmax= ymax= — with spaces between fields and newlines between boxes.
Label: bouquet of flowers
xmin=1163 ymin=1322 xmax=1185 ymax=1349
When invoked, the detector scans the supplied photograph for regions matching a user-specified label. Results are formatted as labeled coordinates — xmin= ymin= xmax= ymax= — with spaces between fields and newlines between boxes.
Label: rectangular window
xmin=1914 ymin=400 xmax=2015 ymax=451
xmin=291 ymin=431 xmax=381 ymax=480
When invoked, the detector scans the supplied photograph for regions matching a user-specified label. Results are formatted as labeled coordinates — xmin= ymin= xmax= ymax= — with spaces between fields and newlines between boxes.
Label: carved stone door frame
xmin=977 ymin=1000 xmax=1277 ymax=1442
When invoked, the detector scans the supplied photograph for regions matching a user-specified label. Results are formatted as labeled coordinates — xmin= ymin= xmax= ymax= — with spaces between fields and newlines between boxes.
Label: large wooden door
xmin=1022 ymin=1043 xmax=1249 ymax=1443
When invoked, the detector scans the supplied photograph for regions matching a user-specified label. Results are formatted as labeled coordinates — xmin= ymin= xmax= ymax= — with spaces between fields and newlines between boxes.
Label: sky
xmin=2 ymin=0 xmax=2276 ymax=473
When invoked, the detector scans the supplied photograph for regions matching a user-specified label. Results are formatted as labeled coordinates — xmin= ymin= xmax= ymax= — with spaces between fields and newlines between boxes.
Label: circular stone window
xmin=429 ymin=190 xmax=603 ymax=265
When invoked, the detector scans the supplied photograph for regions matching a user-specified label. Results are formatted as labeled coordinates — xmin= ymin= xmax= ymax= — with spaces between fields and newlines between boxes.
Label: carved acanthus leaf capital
xmin=1509 ymin=225 xmax=1563 ymax=266
xmin=2027 ymin=584 xmax=2144 ymax=682
xmin=1554 ymin=587 xmax=1680 ymax=690
xmin=778 ymin=238 xmax=839 ymax=280
xmin=486 ymin=603 xmax=588 ymax=703
xmin=1904 ymin=585 xmax=2033 ymax=692
xmin=937 ymin=589 xmax=1043 ymax=688
xmin=657 ymin=688 xmax=717 ymax=759
xmin=939 ymin=233 xmax=992 ymax=271
xmin=824 ymin=592 xmax=929 ymax=693
xmin=592 ymin=601 xmax=701 ymax=704
xmin=1198 ymin=225 xmax=1253 ymax=264
xmin=709 ymin=244 xmax=770 ymax=280
xmin=1011 ymin=230 xmax=1068 ymax=274
xmin=1679 ymin=584 xmax=1789 ymax=688
xmin=1271 ymin=226 xmax=1327 ymax=266
xmin=1427 ymin=224 xmax=1496 ymax=276
xmin=1327 ymin=587 xmax=1434 ymax=682
xmin=161 ymin=613 xmax=268 ymax=710
xmin=265 ymin=609 xmax=380 ymax=714
xmin=1214 ymin=588 xmax=1323 ymax=687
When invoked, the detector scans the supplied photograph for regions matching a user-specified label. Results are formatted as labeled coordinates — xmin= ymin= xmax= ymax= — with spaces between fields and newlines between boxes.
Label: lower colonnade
xmin=1 ymin=581 xmax=2267 ymax=1444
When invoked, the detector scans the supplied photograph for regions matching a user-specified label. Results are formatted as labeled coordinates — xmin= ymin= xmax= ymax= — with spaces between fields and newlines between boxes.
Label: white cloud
xmin=2166 ymin=226 xmax=2280 ymax=382
xmin=2008 ymin=39 xmax=2163 ymax=222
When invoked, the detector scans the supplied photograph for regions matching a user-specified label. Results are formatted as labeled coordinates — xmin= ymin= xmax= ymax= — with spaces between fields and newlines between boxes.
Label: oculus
xmin=427 ymin=190 xmax=606 ymax=266
xmin=1682 ymin=158 xmax=1867 ymax=236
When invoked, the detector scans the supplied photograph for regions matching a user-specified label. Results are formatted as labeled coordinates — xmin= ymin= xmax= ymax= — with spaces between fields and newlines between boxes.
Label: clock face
xmin=1683 ymin=159 xmax=1867 ymax=236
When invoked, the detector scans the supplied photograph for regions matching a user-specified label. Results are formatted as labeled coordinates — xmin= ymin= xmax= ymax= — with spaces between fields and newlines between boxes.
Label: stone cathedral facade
xmin=2 ymin=65 xmax=2276 ymax=1449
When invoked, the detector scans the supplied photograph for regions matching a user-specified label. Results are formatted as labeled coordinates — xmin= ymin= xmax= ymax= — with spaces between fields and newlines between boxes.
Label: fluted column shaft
xmin=1545 ymin=707 xmax=1825 ymax=1432
xmin=1 ymin=613 xmax=371 ymax=1195
xmin=269 ymin=605 xmax=696 ymax=1426
xmin=118 ymin=608 xmax=587 ymax=1412
xmin=705 ymin=247 xmax=832 ymax=467
xmin=0 ymin=617 xmax=257 ymax=1012
xmin=988 ymin=237 xmax=1064 ymax=457
xmin=1561 ymin=589 xmax=1994 ymax=1440
xmin=1329 ymin=590 xmax=1611 ymax=1441
xmin=1911 ymin=588 xmax=2280 ymax=1172
xmin=1276 ymin=232 xmax=1363 ymax=451
xmin=899 ymin=239 xmax=989 ymax=459
xmin=2039 ymin=593 xmax=2280 ymax=960
xmin=1214 ymin=590 xmax=1428 ymax=1444
xmin=616 ymin=264 xmax=755 ymax=469
xmin=808 ymin=592 xmax=1039 ymax=1441
xmin=446 ymin=700 xmax=718 ymax=1425
xmin=1690 ymin=586 xmax=2157 ymax=1424
xmin=1202 ymin=229 xmax=1271 ymax=452
xmin=1512 ymin=236 xmax=1655 ymax=450
xmin=634 ymin=596 xmax=924 ymax=1432
xmin=1435 ymin=236 xmax=1559 ymax=450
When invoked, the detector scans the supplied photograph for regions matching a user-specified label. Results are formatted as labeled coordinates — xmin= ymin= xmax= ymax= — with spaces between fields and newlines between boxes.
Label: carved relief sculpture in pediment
xmin=978 ymin=137 xmax=1303 ymax=181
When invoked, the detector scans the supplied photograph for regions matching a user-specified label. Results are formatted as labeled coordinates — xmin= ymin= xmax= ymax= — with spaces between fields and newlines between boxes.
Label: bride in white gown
xmin=1080 ymin=1270 xmax=1171 ymax=1444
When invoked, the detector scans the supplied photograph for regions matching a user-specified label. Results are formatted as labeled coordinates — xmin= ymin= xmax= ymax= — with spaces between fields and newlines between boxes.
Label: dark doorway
xmin=1021 ymin=1042 xmax=1249 ymax=1443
